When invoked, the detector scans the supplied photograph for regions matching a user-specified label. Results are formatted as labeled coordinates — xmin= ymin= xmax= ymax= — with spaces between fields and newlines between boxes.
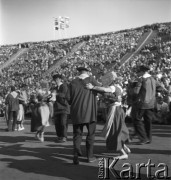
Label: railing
xmin=120 ymin=30 xmax=154 ymax=67
xmin=42 ymin=41 xmax=86 ymax=77
xmin=0 ymin=48 xmax=28 ymax=71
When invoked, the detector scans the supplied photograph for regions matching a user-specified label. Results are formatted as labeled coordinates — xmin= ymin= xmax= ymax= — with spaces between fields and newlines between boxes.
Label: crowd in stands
xmin=0 ymin=22 xmax=171 ymax=124
xmin=0 ymin=45 xmax=19 ymax=66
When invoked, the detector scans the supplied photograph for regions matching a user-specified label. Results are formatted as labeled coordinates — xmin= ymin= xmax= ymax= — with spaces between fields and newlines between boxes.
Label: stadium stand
xmin=0 ymin=22 xmax=171 ymax=124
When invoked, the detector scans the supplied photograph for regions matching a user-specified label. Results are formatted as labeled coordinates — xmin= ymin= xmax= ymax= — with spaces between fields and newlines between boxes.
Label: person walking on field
xmin=133 ymin=65 xmax=167 ymax=144
xmin=67 ymin=66 xmax=101 ymax=165
xmin=5 ymin=86 xmax=19 ymax=131
xmin=53 ymin=74 xmax=70 ymax=143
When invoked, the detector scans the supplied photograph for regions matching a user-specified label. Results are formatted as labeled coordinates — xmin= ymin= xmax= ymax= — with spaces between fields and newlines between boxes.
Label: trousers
xmin=54 ymin=114 xmax=68 ymax=138
xmin=134 ymin=108 xmax=154 ymax=142
xmin=8 ymin=111 xmax=18 ymax=131
xmin=73 ymin=122 xmax=96 ymax=159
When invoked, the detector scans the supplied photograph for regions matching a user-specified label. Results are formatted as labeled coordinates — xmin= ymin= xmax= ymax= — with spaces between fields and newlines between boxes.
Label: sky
xmin=0 ymin=0 xmax=171 ymax=45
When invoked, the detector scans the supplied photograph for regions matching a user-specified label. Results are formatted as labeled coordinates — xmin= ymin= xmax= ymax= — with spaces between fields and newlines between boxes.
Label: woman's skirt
xmin=101 ymin=105 xmax=129 ymax=151
xmin=31 ymin=102 xmax=51 ymax=132
xmin=17 ymin=104 xmax=24 ymax=122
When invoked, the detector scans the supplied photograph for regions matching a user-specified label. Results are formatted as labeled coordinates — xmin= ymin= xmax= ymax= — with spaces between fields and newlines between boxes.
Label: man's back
xmin=68 ymin=76 xmax=100 ymax=124
xmin=137 ymin=76 xmax=156 ymax=109
xmin=6 ymin=91 xmax=19 ymax=112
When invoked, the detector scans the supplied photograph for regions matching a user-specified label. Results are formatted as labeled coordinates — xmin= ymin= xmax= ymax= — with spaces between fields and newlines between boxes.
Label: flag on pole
xmin=55 ymin=21 xmax=58 ymax=26
xmin=60 ymin=17 xmax=65 ymax=24
xmin=59 ymin=16 xmax=65 ymax=30
xmin=54 ymin=16 xmax=70 ymax=30
xmin=60 ymin=23 xmax=65 ymax=30
xmin=55 ymin=26 xmax=59 ymax=30
xmin=64 ymin=17 xmax=70 ymax=28
xmin=54 ymin=18 xmax=59 ymax=30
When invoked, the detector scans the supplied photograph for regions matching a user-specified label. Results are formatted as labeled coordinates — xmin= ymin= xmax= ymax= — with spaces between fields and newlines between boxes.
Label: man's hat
xmin=137 ymin=65 xmax=150 ymax=72
xmin=76 ymin=66 xmax=90 ymax=72
xmin=52 ymin=73 xmax=63 ymax=80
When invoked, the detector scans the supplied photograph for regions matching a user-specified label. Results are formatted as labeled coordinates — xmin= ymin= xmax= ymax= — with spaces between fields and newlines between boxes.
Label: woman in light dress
xmin=31 ymin=81 xmax=54 ymax=142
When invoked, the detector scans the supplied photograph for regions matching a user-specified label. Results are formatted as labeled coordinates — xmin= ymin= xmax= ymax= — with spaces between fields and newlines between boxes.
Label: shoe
xmin=73 ymin=156 xmax=79 ymax=165
xmin=55 ymin=137 xmax=60 ymax=141
xmin=57 ymin=137 xmax=67 ymax=143
xmin=35 ymin=132 xmax=44 ymax=142
xmin=39 ymin=132 xmax=44 ymax=142
xmin=35 ymin=132 xmax=40 ymax=139
xmin=137 ymin=140 xmax=150 ymax=145
xmin=18 ymin=127 xmax=24 ymax=131
xmin=114 ymin=154 xmax=128 ymax=160
xmin=20 ymin=127 xmax=25 ymax=130
xmin=124 ymin=145 xmax=131 ymax=154
xmin=130 ymin=134 xmax=139 ymax=140
xmin=87 ymin=157 xmax=97 ymax=163
xmin=78 ymin=151 xmax=83 ymax=157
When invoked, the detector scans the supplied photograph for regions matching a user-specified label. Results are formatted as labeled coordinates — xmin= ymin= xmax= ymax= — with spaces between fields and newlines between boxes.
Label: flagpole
xmin=61 ymin=29 xmax=64 ymax=39
xmin=59 ymin=28 xmax=62 ymax=39
xmin=63 ymin=28 xmax=66 ymax=38
xmin=65 ymin=28 xmax=68 ymax=39
xmin=65 ymin=16 xmax=70 ymax=39
xmin=53 ymin=17 xmax=56 ymax=40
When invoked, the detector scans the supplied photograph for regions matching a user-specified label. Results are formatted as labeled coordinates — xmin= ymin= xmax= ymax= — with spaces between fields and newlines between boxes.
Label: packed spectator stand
xmin=0 ymin=22 xmax=171 ymax=124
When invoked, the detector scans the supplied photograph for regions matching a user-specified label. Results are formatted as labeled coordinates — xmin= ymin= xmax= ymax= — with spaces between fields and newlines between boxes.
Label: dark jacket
xmin=5 ymin=91 xmax=19 ymax=111
xmin=135 ymin=76 xmax=159 ymax=109
xmin=67 ymin=76 xmax=101 ymax=124
xmin=54 ymin=83 xmax=70 ymax=114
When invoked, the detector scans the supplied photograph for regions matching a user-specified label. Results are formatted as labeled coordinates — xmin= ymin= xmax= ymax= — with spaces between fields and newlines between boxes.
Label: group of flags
xmin=54 ymin=16 xmax=70 ymax=31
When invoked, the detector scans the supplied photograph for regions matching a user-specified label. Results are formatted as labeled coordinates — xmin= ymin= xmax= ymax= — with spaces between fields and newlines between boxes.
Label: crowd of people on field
xmin=0 ymin=22 xmax=171 ymax=164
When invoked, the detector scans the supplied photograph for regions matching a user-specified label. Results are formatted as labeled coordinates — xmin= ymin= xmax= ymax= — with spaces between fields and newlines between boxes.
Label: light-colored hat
xmin=101 ymin=71 xmax=117 ymax=86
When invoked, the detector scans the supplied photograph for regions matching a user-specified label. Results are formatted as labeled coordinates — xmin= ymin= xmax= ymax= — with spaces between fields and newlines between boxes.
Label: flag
xmin=54 ymin=18 xmax=59 ymax=30
xmin=60 ymin=23 xmax=65 ymax=30
xmin=65 ymin=17 xmax=70 ymax=28
xmin=55 ymin=21 xmax=58 ymax=26
xmin=60 ymin=17 xmax=65 ymax=23
xmin=55 ymin=26 xmax=59 ymax=30
xmin=54 ymin=16 xmax=70 ymax=30
xmin=54 ymin=18 xmax=59 ymax=25
xmin=59 ymin=17 xmax=65 ymax=30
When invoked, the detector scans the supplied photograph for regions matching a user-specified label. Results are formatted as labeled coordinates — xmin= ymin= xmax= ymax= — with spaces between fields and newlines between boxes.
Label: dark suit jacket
xmin=67 ymin=76 xmax=101 ymax=124
xmin=54 ymin=83 xmax=70 ymax=114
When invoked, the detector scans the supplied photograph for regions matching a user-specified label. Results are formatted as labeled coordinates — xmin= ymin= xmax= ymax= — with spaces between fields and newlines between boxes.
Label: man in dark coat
xmin=5 ymin=86 xmax=19 ymax=131
xmin=53 ymin=74 xmax=70 ymax=142
xmin=67 ymin=67 xmax=101 ymax=164
xmin=133 ymin=65 xmax=167 ymax=144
